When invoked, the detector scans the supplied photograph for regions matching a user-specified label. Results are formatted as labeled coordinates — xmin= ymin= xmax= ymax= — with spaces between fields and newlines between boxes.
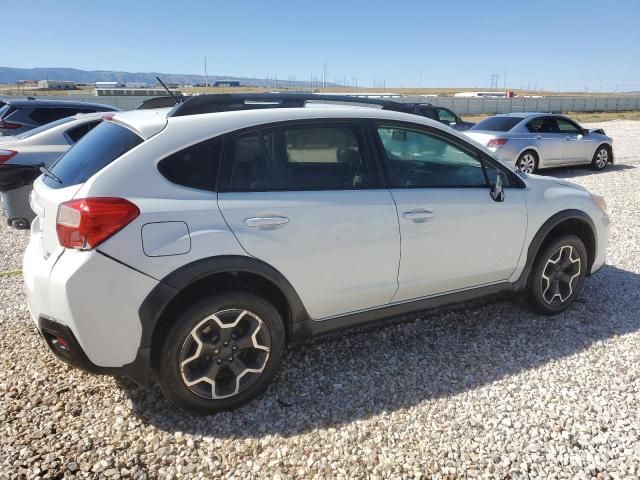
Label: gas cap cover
xmin=141 ymin=221 xmax=191 ymax=257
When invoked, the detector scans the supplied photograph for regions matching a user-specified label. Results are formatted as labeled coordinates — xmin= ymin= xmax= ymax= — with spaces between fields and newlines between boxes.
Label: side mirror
xmin=490 ymin=173 xmax=505 ymax=202
xmin=582 ymin=128 xmax=590 ymax=136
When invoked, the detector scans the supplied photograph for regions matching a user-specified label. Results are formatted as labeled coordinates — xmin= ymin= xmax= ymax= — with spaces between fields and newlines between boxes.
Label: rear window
xmin=44 ymin=121 xmax=142 ymax=188
xmin=0 ymin=104 xmax=16 ymax=119
xmin=471 ymin=117 xmax=522 ymax=132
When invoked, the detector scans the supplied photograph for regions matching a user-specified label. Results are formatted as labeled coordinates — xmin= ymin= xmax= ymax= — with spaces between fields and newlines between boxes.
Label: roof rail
xmin=167 ymin=93 xmax=416 ymax=117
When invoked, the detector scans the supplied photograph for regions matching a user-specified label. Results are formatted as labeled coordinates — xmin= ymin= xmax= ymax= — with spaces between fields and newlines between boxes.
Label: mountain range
xmin=0 ymin=66 xmax=337 ymax=88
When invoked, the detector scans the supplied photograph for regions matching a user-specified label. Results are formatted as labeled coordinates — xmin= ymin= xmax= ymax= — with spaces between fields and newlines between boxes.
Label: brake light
xmin=56 ymin=197 xmax=140 ymax=250
xmin=0 ymin=119 xmax=20 ymax=129
xmin=0 ymin=149 xmax=17 ymax=164
xmin=487 ymin=138 xmax=508 ymax=148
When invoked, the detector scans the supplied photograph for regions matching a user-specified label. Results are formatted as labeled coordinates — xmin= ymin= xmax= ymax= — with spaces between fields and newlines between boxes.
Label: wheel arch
xmin=138 ymin=255 xmax=309 ymax=368
xmin=513 ymin=209 xmax=597 ymax=291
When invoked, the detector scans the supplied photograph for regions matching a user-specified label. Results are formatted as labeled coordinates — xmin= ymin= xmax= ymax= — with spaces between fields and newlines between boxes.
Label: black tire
xmin=157 ymin=292 xmax=286 ymax=414
xmin=526 ymin=234 xmax=588 ymax=315
xmin=516 ymin=150 xmax=538 ymax=174
xmin=591 ymin=145 xmax=611 ymax=171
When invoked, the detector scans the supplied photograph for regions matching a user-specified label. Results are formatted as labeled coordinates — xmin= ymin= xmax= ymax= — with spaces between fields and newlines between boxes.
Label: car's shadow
xmin=539 ymin=162 xmax=635 ymax=179
xmin=118 ymin=265 xmax=640 ymax=438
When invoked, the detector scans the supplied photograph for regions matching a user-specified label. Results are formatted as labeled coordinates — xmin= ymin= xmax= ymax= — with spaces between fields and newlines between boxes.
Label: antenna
xmin=156 ymin=76 xmax=180 ymax=105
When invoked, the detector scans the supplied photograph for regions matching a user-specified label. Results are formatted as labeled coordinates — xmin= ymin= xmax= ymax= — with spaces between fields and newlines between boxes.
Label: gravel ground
xmin=1 ymin=120 xmax=639 ymax=479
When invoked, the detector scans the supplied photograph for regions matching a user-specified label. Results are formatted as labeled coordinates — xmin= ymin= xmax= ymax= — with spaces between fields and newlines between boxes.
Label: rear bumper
xmin=23 ymin=237 xmax=159 ymax=385
xmin=36 ymin=316 xmax=152 ymax=386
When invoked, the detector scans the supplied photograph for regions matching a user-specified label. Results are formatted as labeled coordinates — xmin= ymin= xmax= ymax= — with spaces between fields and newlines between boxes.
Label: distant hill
xmin=0 ymin=66 xmax=337 ymax=88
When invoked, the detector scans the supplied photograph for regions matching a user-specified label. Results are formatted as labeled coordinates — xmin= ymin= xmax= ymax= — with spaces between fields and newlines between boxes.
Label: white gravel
xmin=1 ymin=120 xmax=639 ymax=479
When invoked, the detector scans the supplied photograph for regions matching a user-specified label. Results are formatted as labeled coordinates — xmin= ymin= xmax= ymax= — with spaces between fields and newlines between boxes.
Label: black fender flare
xmin=512 ymin=209 xmax=597 ymax=291
xmin=137 ymin=255 xmax=309 ymax=348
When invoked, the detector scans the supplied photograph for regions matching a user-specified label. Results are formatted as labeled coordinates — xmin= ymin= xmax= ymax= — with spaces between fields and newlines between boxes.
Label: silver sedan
xmin=464 ymin=113 xmax=613 ymax=173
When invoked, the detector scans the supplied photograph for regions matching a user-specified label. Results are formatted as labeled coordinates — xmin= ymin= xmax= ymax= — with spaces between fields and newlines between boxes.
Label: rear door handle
xmin=402 ymin=210 xmax=435 ymax=222
xmin=243 ymin=216 xmax=289 ymax=229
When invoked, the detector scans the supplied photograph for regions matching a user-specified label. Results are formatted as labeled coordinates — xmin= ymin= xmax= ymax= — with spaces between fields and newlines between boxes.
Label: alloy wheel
xmin=540 ymin=245 xmax=581 ymax=305
xmin=595 ymin=148 xmax=609 ymax=169
xmin=179 ymin=309 xmax=271 ymax=399
xmin=517 ymin=153 xmax=536 ymax=173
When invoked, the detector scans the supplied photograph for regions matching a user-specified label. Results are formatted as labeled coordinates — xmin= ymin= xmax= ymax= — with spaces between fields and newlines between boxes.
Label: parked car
xmin=404 ymin=103 xmax=475 ymax=131
xmin=464 ymin=113 xmax=613 ymax=173
xmin=23 ymin=94 xmax=609 ymax=413
xmin=0 ymin=112 xmax=107 ymax=229
xmin=0 ymin=98 xmax=117 ymax=136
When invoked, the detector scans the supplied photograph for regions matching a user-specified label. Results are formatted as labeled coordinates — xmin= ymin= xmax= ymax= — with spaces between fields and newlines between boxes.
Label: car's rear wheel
xmin=591 ymin=145 xmax=610 ymax=171
xmin=157 ymin=292 xmax=285 ymax=413
xmin=516 ymin=150 xmax=538 ymax=174
xmin=527 ymin=234 xmax=587 ymax=315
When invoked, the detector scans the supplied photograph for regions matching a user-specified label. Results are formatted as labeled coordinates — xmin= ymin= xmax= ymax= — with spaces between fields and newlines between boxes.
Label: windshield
xmin=15 ymin=116 xmax=75 ymax=140
xmin=471 ymin=117 xmax=522 ymax=132
xmin=44 ymin=121 xmax=143 ymax=188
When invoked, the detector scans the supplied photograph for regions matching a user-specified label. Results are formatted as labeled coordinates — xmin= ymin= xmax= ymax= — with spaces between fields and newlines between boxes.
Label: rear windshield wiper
xmin=39 ymin=165 xmax=62 ymax=184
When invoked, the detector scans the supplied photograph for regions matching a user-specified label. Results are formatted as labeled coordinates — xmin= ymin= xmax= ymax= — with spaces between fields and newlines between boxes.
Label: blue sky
xmin=4 ymin=0 xmax=640 ymax=91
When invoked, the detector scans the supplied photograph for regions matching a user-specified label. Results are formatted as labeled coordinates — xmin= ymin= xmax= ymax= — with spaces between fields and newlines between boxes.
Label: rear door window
xmin=220 ymin=123 xmax=373 ymax=191
xmin=29 ymin=108 xmax=77 ymax=125
xmin=44 ymin=121 xmax=142 ymax=188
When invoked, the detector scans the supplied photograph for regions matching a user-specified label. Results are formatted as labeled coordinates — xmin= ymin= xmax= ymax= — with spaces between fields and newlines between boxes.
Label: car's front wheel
xmin=157 ymin=292 xmax=285 ymax=413
xmin=527 ymin=234 xmax=587 ymax=315
xmin=516 ymin=150 xmax=538 ymax=174
xmin=591 ymin=145 xmax=611 ymax=171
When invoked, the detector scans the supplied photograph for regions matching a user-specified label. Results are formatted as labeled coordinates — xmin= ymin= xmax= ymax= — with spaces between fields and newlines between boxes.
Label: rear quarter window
xmin=44 ymin=121 xmax=143 ymax=188
xmin=471 ymin=117 xmax=522 ymax=132
xmin=157 ymin=137 xmax=221 ymax=191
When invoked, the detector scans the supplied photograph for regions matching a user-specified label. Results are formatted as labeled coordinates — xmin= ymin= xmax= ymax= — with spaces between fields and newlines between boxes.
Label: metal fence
xmin=398 ymin=95 xmax=640 ymax=115
xmin=2 ymin=93 xmax=640 ymax=115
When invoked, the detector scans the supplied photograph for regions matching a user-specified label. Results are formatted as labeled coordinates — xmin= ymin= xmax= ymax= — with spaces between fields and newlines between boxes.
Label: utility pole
xmin=204 ymin=57 xmax=208 ymax=88
xmin=322 ymin=62 xmax=327 ymax=91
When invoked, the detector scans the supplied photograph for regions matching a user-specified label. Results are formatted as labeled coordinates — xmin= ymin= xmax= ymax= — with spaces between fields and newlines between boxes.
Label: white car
xmin=0 ymin=112 xmax=106 ymax=228
xmin=23 ymin=94 xmax=609 ymax=413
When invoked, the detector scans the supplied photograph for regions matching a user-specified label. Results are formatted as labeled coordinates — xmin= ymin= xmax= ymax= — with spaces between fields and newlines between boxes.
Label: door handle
xmin=243 ymin=216 xmax=289 ymax=229
xmin=565 ymin=136 xmax=576 ymax=140
xmin=402 ymin=210 xmax=435 ymax=222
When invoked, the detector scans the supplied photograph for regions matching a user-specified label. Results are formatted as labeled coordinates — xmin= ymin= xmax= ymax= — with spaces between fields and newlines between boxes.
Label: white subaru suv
xmin=23 ymin=94 xmax=609 ymax=413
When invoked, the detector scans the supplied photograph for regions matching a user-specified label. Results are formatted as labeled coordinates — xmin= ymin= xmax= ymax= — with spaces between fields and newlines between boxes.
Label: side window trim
xmin=218 ymin=119 xmax=384 ymax=192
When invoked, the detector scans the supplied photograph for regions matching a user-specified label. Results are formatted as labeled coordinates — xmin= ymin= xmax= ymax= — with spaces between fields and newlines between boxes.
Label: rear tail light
xmin=0 ymin=149 xmax=17 ymax=164
xmin=56 ymin=197 xmax=140 ymax=250
xmin=0 ymin=119 xmax=20 ymax=129
xmin=487 ymin=138 xmax=508 ymax=148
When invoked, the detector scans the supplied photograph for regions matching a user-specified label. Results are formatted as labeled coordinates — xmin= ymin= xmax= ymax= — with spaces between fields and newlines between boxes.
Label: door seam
xmin=387 ymin=189 xmax=402 ymax=302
